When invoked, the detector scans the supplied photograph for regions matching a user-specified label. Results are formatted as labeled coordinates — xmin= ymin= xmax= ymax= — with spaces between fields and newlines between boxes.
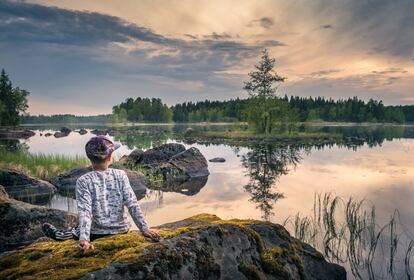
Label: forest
xmin=20 ymin=95 xmax=408 ymax=125
xmin=106 ymin=95 xmax=406 ymax=124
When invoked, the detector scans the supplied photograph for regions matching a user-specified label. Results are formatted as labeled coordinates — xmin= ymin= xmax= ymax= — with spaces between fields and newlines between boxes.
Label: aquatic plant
xmin=284 ymin=193 xmax=414 ymax=280
xmin=0 ymin=149 xmax=89 ymax=180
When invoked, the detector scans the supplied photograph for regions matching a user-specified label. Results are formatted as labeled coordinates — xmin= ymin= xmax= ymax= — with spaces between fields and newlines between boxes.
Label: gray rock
xmin=90 ymin=129 xmax=109 ymax=136
xmin=60 ymin=127 xmax=71 ymax=135
xmin=183 ymin=127 xmax=196 ymax=137
xmin=122 ymin=143 xmax=209 ymax=179
xmin=209 ymin=157 xmax=226 ymax=163
xmin=44 ymin=132 xmax=52 ymax=137
xmin=78 ymin=128 xmax=88 ymax=135
xmin=0 ymin=128 xmax=35 ymax=139
xmin=53 ymin=131 xmax=68 ymax=138
xmin=0 ymin=185 xmax=76 ymax=252
xmin=154 ymin=176 xmax=208 ymax=196
xmin=53 ymin=127 xmax=72 ymax=138
xmin=79 ymin=214 xmax=346 ymax=280
xmin=167 ymin=147 xmax=209 ymax=177
xmin=50 ymin=166 xmax=147 ymax=199
xmin=0 ymin=167 xmax=57 ymax=204
xmin=128 ymin=143 xmax=186 ymax=166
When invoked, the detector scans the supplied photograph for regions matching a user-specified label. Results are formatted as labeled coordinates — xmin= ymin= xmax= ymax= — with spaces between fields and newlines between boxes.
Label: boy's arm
xmin=121 ymin=171 xmax=149 ymax=232
xmin=76 ymin=179 xmax=93 ymax=242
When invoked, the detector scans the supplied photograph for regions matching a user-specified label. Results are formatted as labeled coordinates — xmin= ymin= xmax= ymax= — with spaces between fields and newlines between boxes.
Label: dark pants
xmin=54 ymin=226 xmax=113 ymax=241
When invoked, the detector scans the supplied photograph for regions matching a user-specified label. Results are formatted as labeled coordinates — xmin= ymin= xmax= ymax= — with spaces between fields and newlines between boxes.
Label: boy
xmin=43 ymin=135 xmax=160 ymax=251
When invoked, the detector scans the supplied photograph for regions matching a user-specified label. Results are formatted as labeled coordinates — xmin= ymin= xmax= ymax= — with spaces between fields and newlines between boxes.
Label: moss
xmin=0 ymin=214 xmax=311 ymax=280
xmin=238 ymin=262 xmax=262 ymax=280
xmin=261 ymin=243 xmax=305 ymax=279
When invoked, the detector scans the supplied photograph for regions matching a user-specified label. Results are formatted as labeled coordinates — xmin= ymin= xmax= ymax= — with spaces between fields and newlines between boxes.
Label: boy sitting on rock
xmin=43 ymin=135 xmax=160 ymax=251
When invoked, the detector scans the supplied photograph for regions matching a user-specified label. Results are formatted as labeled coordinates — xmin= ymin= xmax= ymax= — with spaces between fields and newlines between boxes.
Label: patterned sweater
xmin=75 ymin=168 xmax=149 ymax=241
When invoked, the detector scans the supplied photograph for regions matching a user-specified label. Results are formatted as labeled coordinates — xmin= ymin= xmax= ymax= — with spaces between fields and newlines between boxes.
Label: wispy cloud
xmin=1 ymin=0 xmax=413 ymax=114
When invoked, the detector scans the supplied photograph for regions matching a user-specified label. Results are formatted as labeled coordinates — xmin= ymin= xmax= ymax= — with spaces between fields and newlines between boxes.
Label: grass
xmin=284 ymin=193 xmax=414 ymax=280
xmin=184 ymin=128 xmax=342 ymax=142
xmin=0 ymin=214 xmax=291 ymax=280
xmin=0 ymin=149 xmax=90 ymax=180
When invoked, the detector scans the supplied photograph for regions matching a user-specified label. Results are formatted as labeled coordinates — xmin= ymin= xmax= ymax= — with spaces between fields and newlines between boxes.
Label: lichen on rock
xmin=0 ymin=213 xmax=346 ymax=280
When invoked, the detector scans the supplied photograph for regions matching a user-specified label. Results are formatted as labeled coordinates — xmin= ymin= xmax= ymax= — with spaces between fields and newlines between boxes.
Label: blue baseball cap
xmin=85 ymin=135 xmax=121 ymax=160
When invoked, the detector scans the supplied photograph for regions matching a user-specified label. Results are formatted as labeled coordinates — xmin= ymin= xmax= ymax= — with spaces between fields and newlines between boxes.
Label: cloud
xmin=249 ymin=17 xmax=274 ymax=29
xmin=0 ymin=0 xmax=172 ymax=46
xmin=1 ymin=0 xmax=286 ymax=114
xmin=1 ymin=0 xmax=414 ymax=114
xmin=203 ymin=32 xmax=232 ymax=40
xmin=309 ymin=69 xmax=342 ymax=77
xmin=321 ymin=24 xmax=333 ymax=29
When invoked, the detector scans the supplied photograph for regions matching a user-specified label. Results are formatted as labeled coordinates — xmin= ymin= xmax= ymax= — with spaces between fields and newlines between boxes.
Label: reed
xmin=0 ymin=149 xmax=89 ymax=180
xmin=285 ymin=193 xmax=414 ymax=280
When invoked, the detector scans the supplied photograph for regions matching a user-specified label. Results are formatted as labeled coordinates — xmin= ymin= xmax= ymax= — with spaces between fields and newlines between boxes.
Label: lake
xmin=4 ymin=123 xmax=414 ymax=279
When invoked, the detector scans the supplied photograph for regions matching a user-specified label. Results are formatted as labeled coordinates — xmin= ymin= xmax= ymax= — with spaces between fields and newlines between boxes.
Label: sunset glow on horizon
xmin=1 ymin=0 xmax=413 ymax=115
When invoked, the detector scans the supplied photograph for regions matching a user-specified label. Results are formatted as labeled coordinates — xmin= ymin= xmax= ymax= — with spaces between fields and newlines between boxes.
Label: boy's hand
xmin=79 ymin=240 xmax=95 ymax=251
xmin=143 ymin=229 xmax=161 ymax=241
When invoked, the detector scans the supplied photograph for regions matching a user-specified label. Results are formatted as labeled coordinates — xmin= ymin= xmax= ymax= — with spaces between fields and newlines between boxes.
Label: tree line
xmin=21 ymin=114 xmax=112 ymax=124
xmin=0 ymin=53 xmax=411 ymax=128
xmin=0 ymin=69 xmax=29 ymax=126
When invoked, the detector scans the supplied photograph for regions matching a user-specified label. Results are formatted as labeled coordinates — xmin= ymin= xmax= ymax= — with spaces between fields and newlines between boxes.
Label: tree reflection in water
xmin=241 ymin=144 xmax=305 ymax=220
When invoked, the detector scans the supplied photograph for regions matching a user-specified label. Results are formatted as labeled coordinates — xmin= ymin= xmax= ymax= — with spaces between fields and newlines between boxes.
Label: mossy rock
xmin=0 ymin=214 xmax=346 ymax=280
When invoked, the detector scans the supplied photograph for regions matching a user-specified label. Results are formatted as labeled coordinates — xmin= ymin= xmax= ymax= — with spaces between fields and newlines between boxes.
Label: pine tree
xmin=243 ymin=49 xmax=286 ymax=134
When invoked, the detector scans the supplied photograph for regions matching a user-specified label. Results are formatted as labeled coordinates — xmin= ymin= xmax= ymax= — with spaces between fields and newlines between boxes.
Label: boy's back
xmin=43 ymin=136 xmax=159 ymax=250
xmin=76 ymin=168 xmax=148 ymax=241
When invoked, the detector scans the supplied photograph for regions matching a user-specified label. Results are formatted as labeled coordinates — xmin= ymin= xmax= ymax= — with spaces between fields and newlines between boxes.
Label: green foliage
xmin=0 ymin=69 xmax=30 ymax=126
xmin=172 ymin=98 xmax=248 ymax=122
xmin=0 ymin=148 xmax=89 ymax=180
xmin=21 ymin=114 xmax=112 ymax=124
xmin=113 ymin=97 xmax=172 ymax=123
xmin=243 ymin=49 xmax=289 ymax=134
xmin=286 ymin=95 xmax=405 ymax=123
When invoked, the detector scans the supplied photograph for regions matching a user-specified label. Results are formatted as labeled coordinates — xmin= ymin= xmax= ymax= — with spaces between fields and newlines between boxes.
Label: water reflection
xmin=240 ymin=144 xmax=304 ymax=220
xmin=5 ymin=124 xmax=414 ymax=279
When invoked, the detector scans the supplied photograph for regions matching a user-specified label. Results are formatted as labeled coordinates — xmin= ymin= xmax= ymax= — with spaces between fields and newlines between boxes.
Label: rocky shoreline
xmin=0 ymin=141 xmax=347 ymax=279
xmin=0 ymin=211 xmax=346 ymax=280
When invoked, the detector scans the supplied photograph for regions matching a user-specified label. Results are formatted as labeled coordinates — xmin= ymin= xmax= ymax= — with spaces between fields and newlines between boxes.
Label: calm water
xmin=5 ymin=124 xmax=414 ymax=279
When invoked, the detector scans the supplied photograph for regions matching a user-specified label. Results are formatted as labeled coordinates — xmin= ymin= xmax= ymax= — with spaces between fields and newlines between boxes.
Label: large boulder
xmin=0 ymin=167 xmax=57 ymax=204
xmin=0 ymin=128 xmax=35 ymax=139
xmin=50 ymin=166 xmax=146 ymax=199
xmin=0 ymin=214 xmax=346 ymax=280
xmin=124 ymin=143 xmax=186 ymax=166
xmin=54 ymin=127 xmax=71 ymax=138
xmin=165 ymin=147 xmax=209 ymax=178
xmin=0 ymin=185 xmax=76 ymax=252
xmin=152 ymin=176 xmax=208 ymax=196
xmin=121 ymin=143 xmax=209 ymax=179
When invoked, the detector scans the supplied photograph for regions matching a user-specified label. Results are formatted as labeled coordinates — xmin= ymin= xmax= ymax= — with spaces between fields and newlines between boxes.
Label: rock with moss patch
xmin=0 ymin=185 xmax=76 ymax=253
xmin=0 ymin=128 xmax=35 ymax=139
xmin=0 ymin=167 xmax=57 ymax=204
xmin=0 ymin=214 xmax=346 ymax=279
xmin=120 ymin=143 xmax=209 ymax=179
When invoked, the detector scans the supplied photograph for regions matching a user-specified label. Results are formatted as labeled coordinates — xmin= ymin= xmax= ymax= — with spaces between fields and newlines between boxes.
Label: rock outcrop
xmin=120 ymin=143 xmax=209 ymax=179
xmin=0 ymin=214 xmax=346 ymax=280
xmin=50 ymin=166 xmax=147 ymax=199
xmin=54 ymin=127 xmax=72 ymax=138
xmin=0 ymin=167 xmax=57 ymax=204
xmin=0 ymin=185 xmax=76 ymax=253
xmin=0 ymin=128 xmax=35 ymax=139
xmin=90 ymin=129 xmax=109 ymax=136
xmin=209 ymin=157 xmax=226 ymax=163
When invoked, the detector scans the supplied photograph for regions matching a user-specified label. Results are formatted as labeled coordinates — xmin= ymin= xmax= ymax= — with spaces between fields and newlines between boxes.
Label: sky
xmin=1 ymin=0 xmax=413 ymax=115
